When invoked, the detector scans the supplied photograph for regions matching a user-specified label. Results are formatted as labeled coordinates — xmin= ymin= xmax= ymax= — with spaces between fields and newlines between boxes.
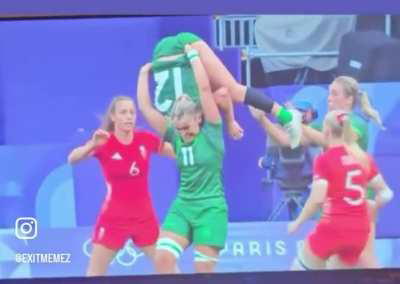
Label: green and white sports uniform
xmin=162 ymin=121 xmax=228 ymax=248
xmin=152 ymin=32 xmax=202 ymax=115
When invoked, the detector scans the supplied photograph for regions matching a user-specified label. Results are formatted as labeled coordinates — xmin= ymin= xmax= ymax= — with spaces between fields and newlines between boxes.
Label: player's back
xmin=316 ymin=145 xmax=370 ymax=230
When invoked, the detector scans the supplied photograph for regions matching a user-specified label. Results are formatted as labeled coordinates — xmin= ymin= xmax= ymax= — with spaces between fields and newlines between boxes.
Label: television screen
xmin=0 ymin=14 xmax=399 ymax=279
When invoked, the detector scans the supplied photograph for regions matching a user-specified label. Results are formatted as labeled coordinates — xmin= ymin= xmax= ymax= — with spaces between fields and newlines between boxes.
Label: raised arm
xmin=185 ymin=45 xmax=221 ymax=124
xmin=68 ymin=129 xmax=109 ymax=164
xmin=137 ymin=63 xmax=168 ymax=136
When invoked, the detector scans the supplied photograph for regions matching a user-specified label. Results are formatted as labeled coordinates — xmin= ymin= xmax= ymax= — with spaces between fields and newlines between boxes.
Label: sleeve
xmin=367 ymin=155 xmax=380 ymax=182
xmin=202 ymin=121 xmax=224 ymax=153
xmin=143 ymin=131 xmax=162 ymax=154
xmin=313 ymin=154 xmax=329 ymax=181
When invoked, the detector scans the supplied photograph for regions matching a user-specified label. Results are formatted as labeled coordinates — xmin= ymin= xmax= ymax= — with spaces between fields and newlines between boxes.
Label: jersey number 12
xmin=154 ymin=67 xmax=183 ymax=113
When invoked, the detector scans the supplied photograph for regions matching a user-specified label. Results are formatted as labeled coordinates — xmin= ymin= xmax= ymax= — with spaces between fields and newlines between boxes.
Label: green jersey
xmin=311 ymin=112 xmax=369 ymax=150
xmin=152 ymin=32 xmax=202 ymax=115
xmin=164 ymin=121 xmax=225 ymax=200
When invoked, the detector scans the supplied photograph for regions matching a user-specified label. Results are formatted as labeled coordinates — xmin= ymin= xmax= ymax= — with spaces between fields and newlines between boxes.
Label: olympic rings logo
xmin=82 ymin=238 xmax=144 ymax=267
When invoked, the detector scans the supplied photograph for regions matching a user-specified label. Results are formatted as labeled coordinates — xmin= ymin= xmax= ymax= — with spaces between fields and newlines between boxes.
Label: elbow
xmin=67 ymin=154 xmax=76 ymax=165
xmin=379 ymin=186 xmax=394 ymax=204
xmin=67 ymin=151 xmax=79 ymax=165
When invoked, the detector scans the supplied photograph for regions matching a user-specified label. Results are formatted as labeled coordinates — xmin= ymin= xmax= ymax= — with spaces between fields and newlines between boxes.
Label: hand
xmin=227 ymin=120 xmax=244 ymax=140
xmin=140 ymin=63 xmax=152 ymax=74
xmin=287 ymin=220 xmax=301 ymax=234
xmin=248 ymin=106 xmax=265 ymax=121
xmin=91 ymin=129 xmax=110 ymax=147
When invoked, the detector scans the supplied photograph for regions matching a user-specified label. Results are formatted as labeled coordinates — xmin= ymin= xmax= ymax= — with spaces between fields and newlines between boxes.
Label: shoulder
xmin=134 ymin=129 xmax=159 ymax=139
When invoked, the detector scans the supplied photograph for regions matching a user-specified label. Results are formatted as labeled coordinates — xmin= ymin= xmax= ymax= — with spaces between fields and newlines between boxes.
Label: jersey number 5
xmin=154 ymin=67 xmax=183 ymax=113
xmin=344 ymin=169 xmax=365 ymax=206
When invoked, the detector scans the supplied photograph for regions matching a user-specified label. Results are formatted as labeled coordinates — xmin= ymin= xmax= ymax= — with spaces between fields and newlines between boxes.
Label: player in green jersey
xmin=151 ymin=32 xmax=303 ymax=149
xmin=137 ymin=45 xmax=231 ymax=273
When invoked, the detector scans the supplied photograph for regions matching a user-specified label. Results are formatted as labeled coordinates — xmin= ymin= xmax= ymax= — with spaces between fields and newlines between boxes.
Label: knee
xmin=194 ymin=261 xmax=216 ymax=273
xmin=154 ymin=251 xmax=177 ymax=272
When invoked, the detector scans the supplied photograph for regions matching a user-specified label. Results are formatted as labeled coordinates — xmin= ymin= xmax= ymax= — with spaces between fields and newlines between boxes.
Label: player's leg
xmin=87 ymin=244 xmax=117 ymax=276
xmin=192 ymin=199 xmax=228 ymax=273
xmin=291 ymin=239 xmax=326 ymax=270
xmin=155 ymin=230 xmax=189 ymax=274
xmin=190 ymin=40 xmax=302 ymax=148
xmin=357 ymin=222 xmax=380 ymax=268
xmin=154 ymin=200 xmax=191 ymax=274
xmin=87 ymin=223 xmax=126 ymax=276
xmin=213 ymin=87 xmax=243 ymax=139
xmin=132 ymin=214 xmax=160 ymax=262
xmin=193 ymin=245 xmax=220 ymax=273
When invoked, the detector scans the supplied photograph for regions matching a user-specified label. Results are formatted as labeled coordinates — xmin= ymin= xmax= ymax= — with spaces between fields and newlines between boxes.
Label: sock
xmin=276 ymin=106 xmax=293 ymax=126
xmin=244 ymin=87 xmax=274 ymax=113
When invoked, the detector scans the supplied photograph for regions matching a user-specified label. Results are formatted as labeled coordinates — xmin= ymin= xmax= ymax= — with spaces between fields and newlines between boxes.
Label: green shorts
xmin=153 ymin=32 xmax=202 ymax=60
xmin=162 ymin=197 xmax=228 ymax=248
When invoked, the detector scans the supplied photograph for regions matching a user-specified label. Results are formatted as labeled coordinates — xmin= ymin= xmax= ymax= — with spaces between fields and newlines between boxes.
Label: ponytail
xmin=359 ymin=91 xmax=385 ymax=130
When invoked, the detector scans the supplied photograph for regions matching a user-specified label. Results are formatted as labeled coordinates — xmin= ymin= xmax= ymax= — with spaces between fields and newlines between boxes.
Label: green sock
xmin=276 ymin=107 xmax=293 ymax=125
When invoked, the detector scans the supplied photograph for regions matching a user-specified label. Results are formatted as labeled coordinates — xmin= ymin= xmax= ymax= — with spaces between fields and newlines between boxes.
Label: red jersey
xmin=314 ymin=145 xmax=378 ymax=229
xmin=93 ymin=130 xmax=161 ymax=220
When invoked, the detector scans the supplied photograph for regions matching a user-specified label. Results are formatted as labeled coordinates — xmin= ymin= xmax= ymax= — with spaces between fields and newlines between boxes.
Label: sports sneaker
xmin=283 ymin=109 xmax=302 ymax=149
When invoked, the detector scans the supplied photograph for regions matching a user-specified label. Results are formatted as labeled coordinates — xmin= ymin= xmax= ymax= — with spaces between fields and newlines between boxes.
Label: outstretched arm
xmin=185 ymin=45 xmax=221 ymax=124
xmin=302 ymin=125 xmax=326 ymax=147
xmin=249 ymin=106 xmax=310 ymax=146
xmin=137 ymin=63 xmax=168 ymax=136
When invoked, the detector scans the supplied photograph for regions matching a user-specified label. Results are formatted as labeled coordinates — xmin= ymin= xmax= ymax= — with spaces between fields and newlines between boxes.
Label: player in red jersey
xmin=68 ymin=95 xmax=174 ymax=276
xmin=288 ymin=110 xmax=393 ymax=269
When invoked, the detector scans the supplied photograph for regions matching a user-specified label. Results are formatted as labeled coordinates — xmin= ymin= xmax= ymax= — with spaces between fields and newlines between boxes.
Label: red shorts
xmin=307 ymin=222 xmax=369 ymax=265
xmin=92 ymin=214 xmax=159 ymax=251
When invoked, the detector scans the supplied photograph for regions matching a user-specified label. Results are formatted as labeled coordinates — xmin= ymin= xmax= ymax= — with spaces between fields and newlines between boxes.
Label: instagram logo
xmin=15 ymin=217 xmax=38 ymax=240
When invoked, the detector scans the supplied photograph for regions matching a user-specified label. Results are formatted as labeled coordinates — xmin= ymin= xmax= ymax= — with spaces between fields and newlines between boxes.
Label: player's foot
xmin=283 ymin=109 xmax=302 ymax=149
xmin=227 ymin=120 xmax=244 ymax=140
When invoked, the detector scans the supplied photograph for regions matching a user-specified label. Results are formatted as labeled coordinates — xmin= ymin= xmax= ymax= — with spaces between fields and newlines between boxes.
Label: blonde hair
xmin=170 ymin=94 xmax=202 ymax=124
xmin=101 ymin=95 xmax=135 ymax=132
xmin=324 ymin=110 xmax=369 ymax=170
xmin=333 ymin=76 xmax=385 ymax=129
